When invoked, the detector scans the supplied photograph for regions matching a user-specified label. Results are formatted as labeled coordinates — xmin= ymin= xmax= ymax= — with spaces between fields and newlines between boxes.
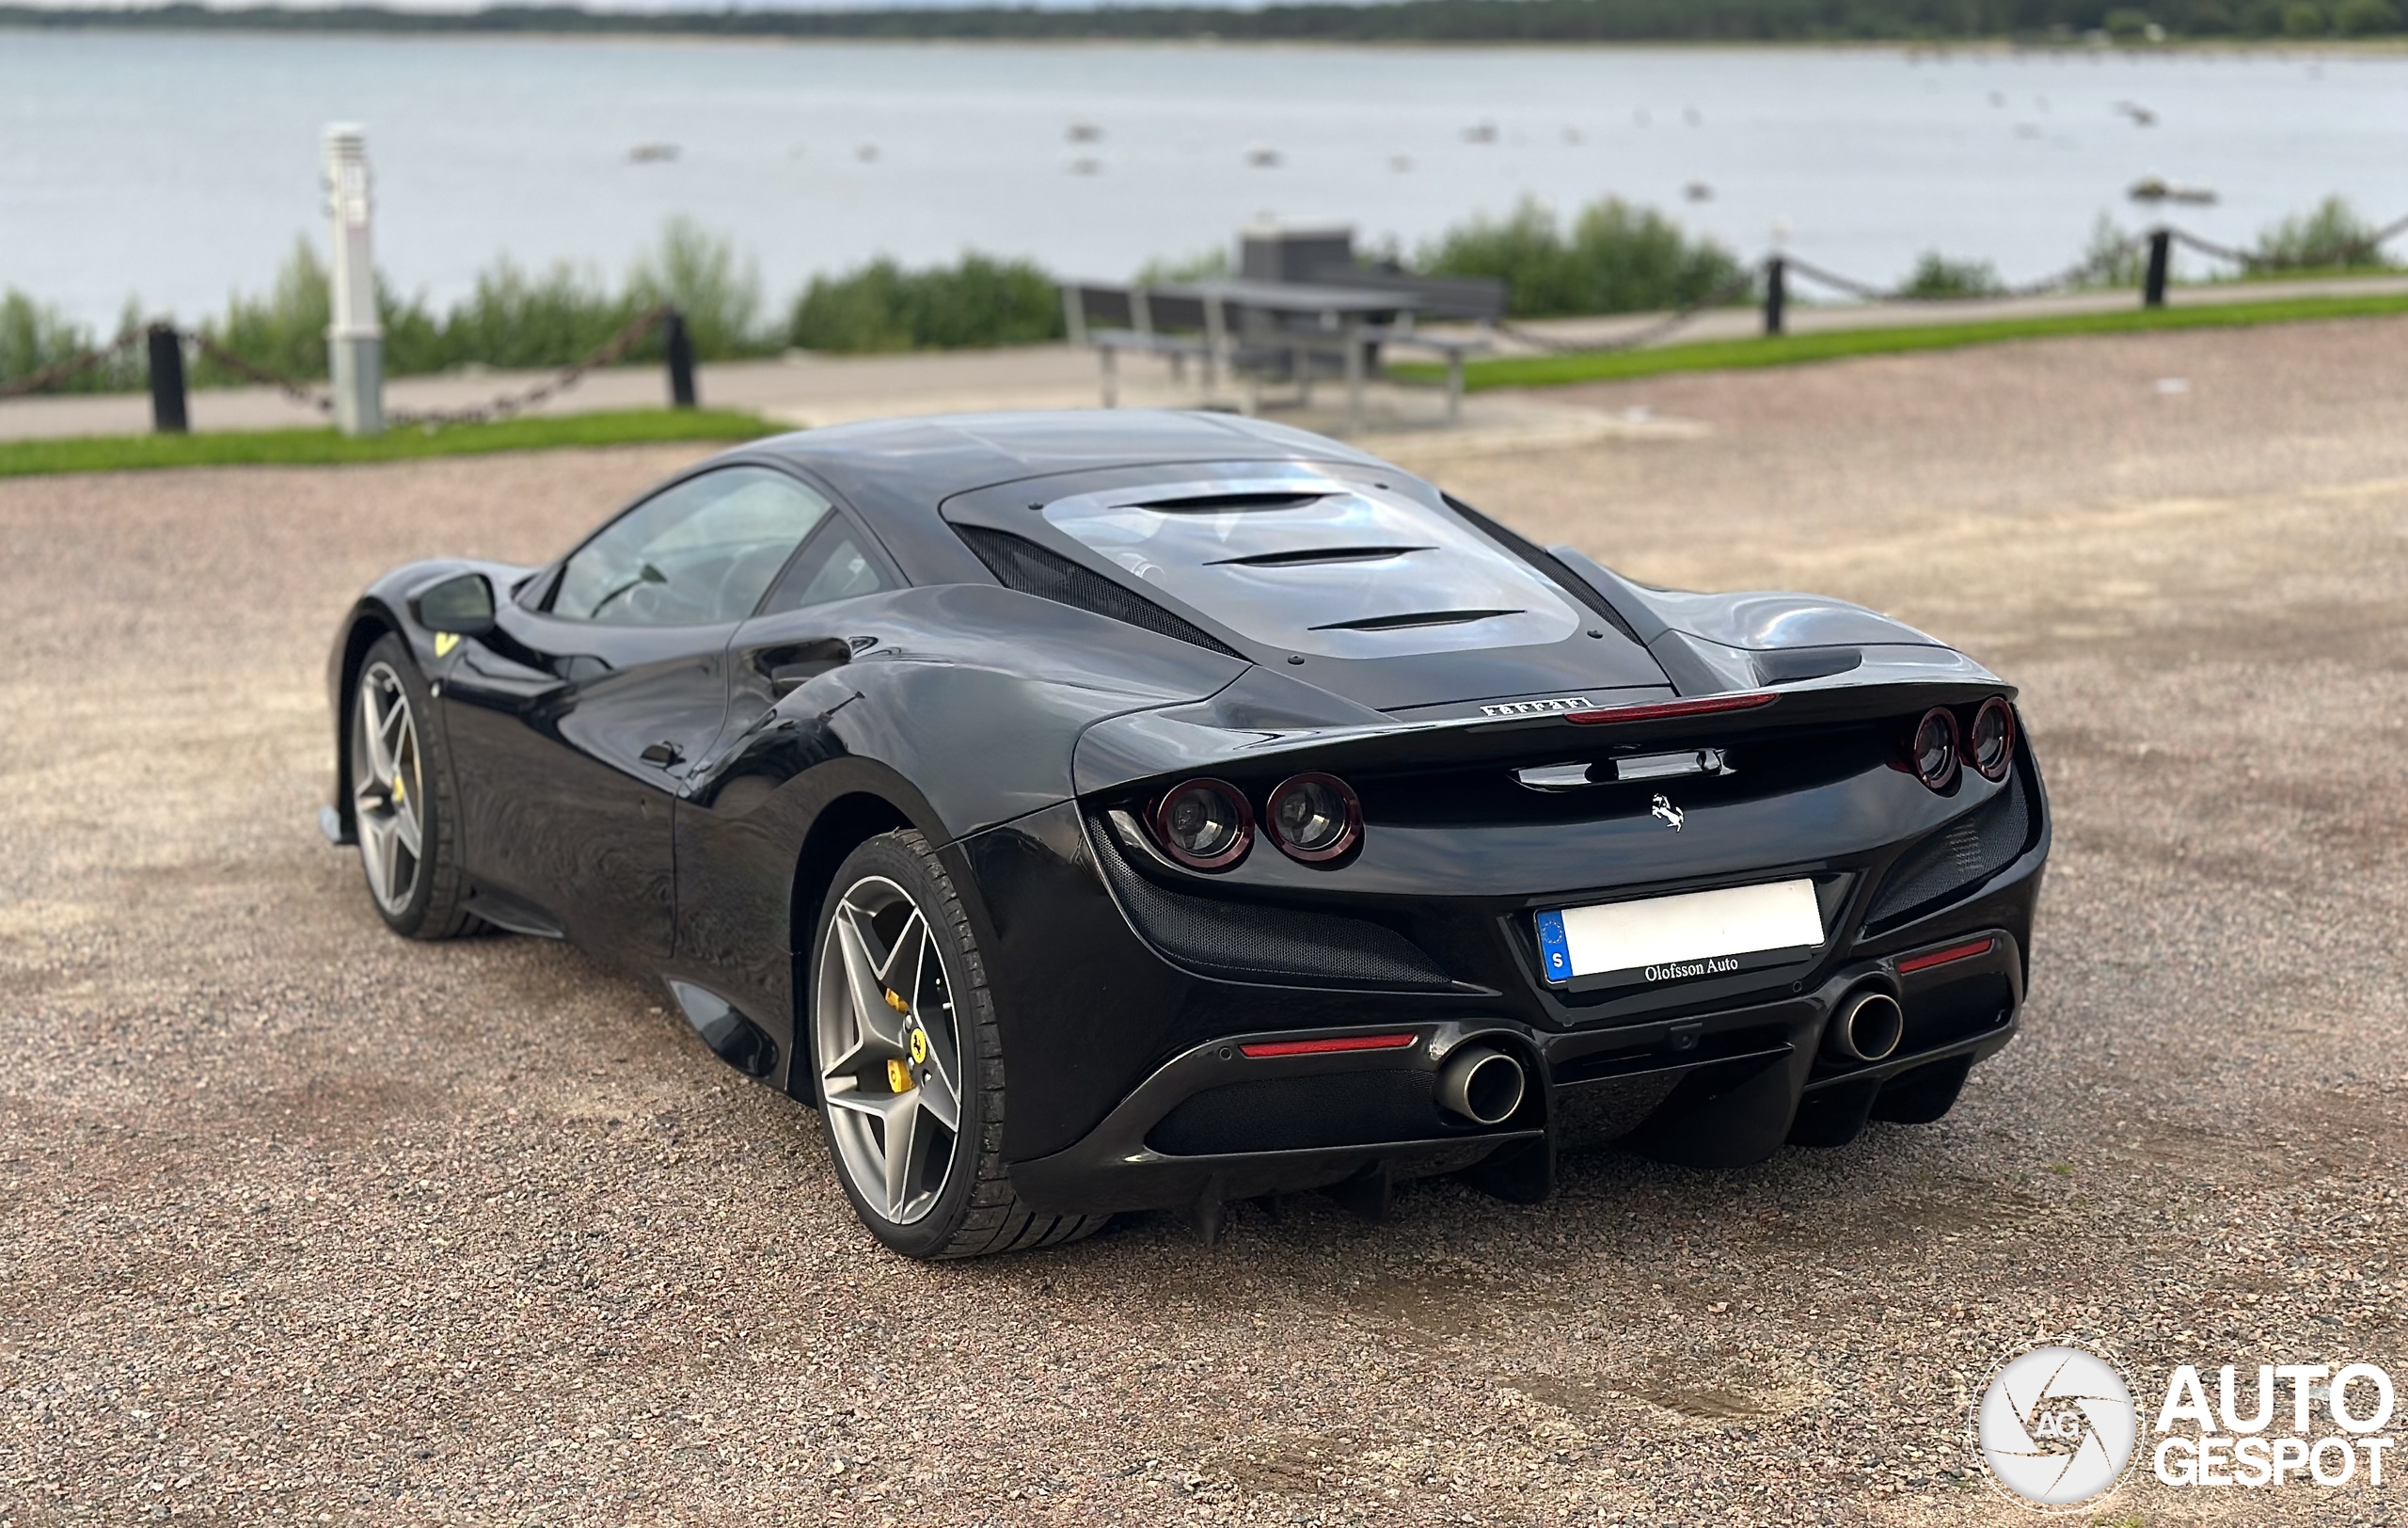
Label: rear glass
xmin=1040 ymin=478 xmax=1580 ymax=661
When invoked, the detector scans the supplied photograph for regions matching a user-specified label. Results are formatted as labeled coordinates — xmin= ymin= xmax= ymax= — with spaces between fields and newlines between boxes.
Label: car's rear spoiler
xmin=1072 ymin=653 xmax=2014 ymax=797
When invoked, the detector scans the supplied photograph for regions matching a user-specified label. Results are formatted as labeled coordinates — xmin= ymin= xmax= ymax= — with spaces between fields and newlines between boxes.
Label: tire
xmin=808 ymin=830 xmax=1107 ymax=1259
xmin=347 ymin=633 xmax=477 ymax=940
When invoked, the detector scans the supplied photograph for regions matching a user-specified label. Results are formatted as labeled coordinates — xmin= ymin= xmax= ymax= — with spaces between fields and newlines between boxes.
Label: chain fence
xmin=0 ymin=305 xmax=677 ymax=423
xmin=0 ymin=328 xmax=144 ymax=402
xmin=1483 ymin=213 xmax=2404 ymax=359
xmin=1492 ymin=266 xmax=1764 ymax=357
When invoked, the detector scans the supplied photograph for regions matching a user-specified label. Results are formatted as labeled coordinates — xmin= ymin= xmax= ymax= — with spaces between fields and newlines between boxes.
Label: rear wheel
xmin=348 ymin=634 xmax=475 ymax=939
xmin=810 ymin=830 xmax=1106 ymax=1259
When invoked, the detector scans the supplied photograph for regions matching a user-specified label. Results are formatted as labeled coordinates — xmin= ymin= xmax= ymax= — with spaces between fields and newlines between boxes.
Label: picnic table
xmin=1060 ymin=272 xmax=1501 ymax=427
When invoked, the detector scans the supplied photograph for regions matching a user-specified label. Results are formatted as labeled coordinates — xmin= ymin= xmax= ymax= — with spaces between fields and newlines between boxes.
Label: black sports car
xmin=325 ymin=410 xmax=2048 ymax=1258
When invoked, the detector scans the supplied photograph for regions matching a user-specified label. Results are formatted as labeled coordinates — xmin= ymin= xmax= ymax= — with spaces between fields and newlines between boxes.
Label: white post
xmin=323 ymin=124 xmax=383 ymax=437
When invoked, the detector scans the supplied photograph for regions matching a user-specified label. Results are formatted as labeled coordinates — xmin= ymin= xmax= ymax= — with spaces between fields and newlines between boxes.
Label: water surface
xmin=3 ymin=33 xmax=2401 ymax=327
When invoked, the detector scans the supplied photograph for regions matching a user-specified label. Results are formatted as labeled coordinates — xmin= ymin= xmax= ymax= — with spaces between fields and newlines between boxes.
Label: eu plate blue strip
xmin=1534 ymin=909 xmax=1572 ymax=984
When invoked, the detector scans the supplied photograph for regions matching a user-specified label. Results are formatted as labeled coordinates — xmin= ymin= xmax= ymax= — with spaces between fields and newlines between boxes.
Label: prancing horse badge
xmin=1651 ymin=793 xmax=1686 ymax=831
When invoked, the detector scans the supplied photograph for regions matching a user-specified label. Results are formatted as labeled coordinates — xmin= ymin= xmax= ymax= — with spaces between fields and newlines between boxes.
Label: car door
xmin=439 ymin=464 xmax=834 ymax=958
xmin=673 ymin=510 xmax=904 ymax=1017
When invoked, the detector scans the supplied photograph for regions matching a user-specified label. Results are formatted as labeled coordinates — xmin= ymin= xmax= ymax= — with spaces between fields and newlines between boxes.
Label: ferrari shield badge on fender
xmin=1651 ymin=793 xmax=1686 ymax=831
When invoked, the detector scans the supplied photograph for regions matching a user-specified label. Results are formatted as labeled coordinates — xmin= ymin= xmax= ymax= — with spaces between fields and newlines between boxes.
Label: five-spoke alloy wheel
xmin=816 ymin=873 xmax=965 ymax=1226
xmin=809 ymin=831 xmax=1108 ymax=1259
xmin=347 ymin=633 xmax=474 ymax=939
xmin=352 ymin=660 xmax=426 ymax=917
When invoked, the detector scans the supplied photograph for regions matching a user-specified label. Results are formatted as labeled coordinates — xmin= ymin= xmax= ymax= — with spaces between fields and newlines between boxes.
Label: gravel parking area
xmin=5 ymin=318 xmax=2405 ymax=1526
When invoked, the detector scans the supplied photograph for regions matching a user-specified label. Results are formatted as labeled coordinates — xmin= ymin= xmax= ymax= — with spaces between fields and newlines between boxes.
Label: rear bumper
xmin=1007 ymin=929 xmax=2024 ymax=1216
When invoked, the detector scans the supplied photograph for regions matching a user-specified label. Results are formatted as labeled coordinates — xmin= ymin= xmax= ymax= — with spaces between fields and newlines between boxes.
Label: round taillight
xmin=1150 ymin=779 xmax=1252 ymax=870
xmin=1910 ymin=708 xmax=1960 ymax=791
xmin=1964 ymin=697 xmax=2016 ymax=782
xmin=1265 ymin=772 xmax=1361 ymax=863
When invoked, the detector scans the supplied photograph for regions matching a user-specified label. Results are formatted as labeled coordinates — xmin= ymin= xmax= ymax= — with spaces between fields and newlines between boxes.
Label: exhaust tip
xmin=1827 ymin=990 xmax=1904 ymax=1063
xmin=1438 ymin=1045 xmax=1526 ymax=1125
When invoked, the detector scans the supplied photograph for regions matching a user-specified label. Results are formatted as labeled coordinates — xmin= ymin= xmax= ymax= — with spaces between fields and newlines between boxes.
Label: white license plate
xmin=1535 ymin=878 xmax=1824 ymax=985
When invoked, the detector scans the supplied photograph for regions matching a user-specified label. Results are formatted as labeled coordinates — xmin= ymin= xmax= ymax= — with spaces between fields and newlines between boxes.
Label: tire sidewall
xmin=808 ymin=832 xmax=996 ymax=1259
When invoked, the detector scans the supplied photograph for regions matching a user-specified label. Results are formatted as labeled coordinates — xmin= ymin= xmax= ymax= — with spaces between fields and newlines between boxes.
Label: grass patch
xmin=1428 ymin=291 xmax=2408 ymax=392
xmin=0 ymin=408 xmax=781 ymax=479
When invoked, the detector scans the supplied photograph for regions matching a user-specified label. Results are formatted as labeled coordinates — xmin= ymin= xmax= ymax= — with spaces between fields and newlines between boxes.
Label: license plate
xmin=1535 ymin=878 xmax=1824 ymax=985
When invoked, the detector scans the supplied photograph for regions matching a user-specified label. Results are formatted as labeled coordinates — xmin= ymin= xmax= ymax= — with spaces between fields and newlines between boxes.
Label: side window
xmin=551 ymin=467 xmax=832 ymax=627
xmin=757 ymin=523 xmax=895 ymax=616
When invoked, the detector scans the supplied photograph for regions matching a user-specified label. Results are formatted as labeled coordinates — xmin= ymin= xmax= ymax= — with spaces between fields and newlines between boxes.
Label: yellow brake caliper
xmin=884 ymin=989 xmax=916 ymax=1092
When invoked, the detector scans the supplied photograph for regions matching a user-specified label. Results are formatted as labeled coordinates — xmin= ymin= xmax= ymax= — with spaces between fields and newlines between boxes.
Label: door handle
xmin=640 ymin=741 xmax=684 ymax=767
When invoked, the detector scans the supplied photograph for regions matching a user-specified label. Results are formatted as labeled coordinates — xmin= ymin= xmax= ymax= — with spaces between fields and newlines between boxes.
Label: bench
xmin=1059 ymin=283 xmax=1217 ymax=407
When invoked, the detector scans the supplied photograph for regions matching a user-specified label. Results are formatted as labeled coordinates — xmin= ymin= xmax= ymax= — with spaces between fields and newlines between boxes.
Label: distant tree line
xmin=1 ymin=0 xmax=2401 ymax=42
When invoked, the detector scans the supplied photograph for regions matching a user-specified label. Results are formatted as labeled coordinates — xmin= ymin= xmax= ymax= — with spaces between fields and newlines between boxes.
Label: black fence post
xmin=147 ymin=325 xmax=188 ymax=434
xmin=663 ymin=309 xmax=697 ymax=408
xmin=1763 ymin=256 xmax=1787 ymax=337
xmin=2143 ymin=230 xmax=2171 ymax=310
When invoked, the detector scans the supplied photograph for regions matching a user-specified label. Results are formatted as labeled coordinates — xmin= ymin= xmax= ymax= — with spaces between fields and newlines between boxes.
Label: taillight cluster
xmin=1903 ymin=697 xmax=2018 ymax=791
xmin=1148 ymin=773 xmax=1362 ymax=870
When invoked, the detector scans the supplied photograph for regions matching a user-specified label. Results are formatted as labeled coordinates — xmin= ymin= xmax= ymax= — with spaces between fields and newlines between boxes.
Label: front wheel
xmin=810 ymin=830 xmax=1106 ymax=1259
xmin=348 ymin=633 xmax=475 ymax=939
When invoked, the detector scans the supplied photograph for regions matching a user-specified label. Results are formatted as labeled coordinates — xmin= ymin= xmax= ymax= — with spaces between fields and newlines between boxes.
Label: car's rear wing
xmin=1072 ymin=651 xmax=2013 ymax=798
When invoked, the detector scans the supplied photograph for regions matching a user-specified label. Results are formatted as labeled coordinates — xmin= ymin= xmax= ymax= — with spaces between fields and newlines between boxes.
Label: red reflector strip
xmin=1896 ymin=937 xmax=1998 ymax=975
xmin=1238 ymin=1033 xmax=1420 ymax=1058
xmin=1564 ymin=692 xmax=1779 ymax=726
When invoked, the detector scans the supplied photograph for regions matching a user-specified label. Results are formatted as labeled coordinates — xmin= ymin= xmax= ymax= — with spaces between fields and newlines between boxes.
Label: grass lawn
xmin=1421 ymin=290 xmax=2408 ymax=392
xmin=0 ymin=408 xmax=783 ymax=479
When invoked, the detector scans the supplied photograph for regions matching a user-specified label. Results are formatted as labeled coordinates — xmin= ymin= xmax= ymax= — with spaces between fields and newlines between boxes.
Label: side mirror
xmin=409 ymin=571 xmax=497 ymax=637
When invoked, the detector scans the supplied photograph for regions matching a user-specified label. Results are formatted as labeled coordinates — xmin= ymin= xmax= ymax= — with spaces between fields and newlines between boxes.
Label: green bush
xmin=194 ymin=238 xmax=335 ymax=385
xmin=2333 ymin=0 xmax=2403 ymax=32
xmin=2102 ymin=7 xmax=2156 ymax=39
xmin=420 ymin=258 xmax=640 ymax=372
xmin=2076 ymin=215 xmax=2151 ymax=290
xmin=1133 ymin=247 xmax=1234 ymax=286
xmin=2251 ymin=195 xmax=2400 ymax=272
xmin=787 ymin=254 xmax=1064 ymax=353
xmin=182 ymin=220 xmax=768 ymax=387
xmin=626 ymin=216 xmax=768 ymax=360
xmin=0 ymin=290 xmax=148 ymax=393
xmin=1418 ymin=197 xmax=1747 ymax=319
xmin=1899 ymin=251 xmax=2006 ymax=299
xmin=2282 ymin=0 xmax=2329 ymax=33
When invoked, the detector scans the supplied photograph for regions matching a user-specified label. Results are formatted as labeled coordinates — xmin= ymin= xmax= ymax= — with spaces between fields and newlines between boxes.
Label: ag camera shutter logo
xmin=1975 ymin=1345 xmax=2139 ymax=1508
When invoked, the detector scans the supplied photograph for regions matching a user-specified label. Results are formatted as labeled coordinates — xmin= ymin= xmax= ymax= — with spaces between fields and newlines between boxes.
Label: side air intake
xmin=954 ymin=525 xmax=1244 ymax=659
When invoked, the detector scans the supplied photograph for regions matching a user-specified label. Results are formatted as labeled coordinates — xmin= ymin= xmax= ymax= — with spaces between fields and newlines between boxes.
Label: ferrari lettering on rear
xmin=1481 ymin=695 xmax=1592 ymax=717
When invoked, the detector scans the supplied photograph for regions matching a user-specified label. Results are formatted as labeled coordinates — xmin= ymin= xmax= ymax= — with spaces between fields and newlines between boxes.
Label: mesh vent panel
xmin=1089 ymin=822 xmax=1453 ymax=990
xmin=955 ymin=524 xmax=1244 ymax=659
xmin=1865 ymin=773 xmax=2032 ymax=928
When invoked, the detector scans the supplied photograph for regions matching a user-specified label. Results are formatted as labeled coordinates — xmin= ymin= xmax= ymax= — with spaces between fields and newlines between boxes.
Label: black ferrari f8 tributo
xmin=325 ymin=410 xmax=2048 ymax=1258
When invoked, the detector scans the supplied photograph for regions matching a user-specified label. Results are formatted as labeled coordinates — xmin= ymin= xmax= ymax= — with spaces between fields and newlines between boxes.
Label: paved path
xmin=3 ymin=317 xmax=2405 ymax=1525
xmin=5 ymin=272 xmax=2402 ymax=443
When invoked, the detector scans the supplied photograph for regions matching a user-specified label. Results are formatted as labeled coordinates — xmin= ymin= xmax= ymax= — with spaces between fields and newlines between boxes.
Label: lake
xmin=3 ymin=31 xmax=2403 ymax=329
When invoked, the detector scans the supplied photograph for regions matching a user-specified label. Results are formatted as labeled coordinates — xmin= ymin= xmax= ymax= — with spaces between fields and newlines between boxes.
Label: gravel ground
xmin=4 ymin=319 xmax=2406 ymax=1526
